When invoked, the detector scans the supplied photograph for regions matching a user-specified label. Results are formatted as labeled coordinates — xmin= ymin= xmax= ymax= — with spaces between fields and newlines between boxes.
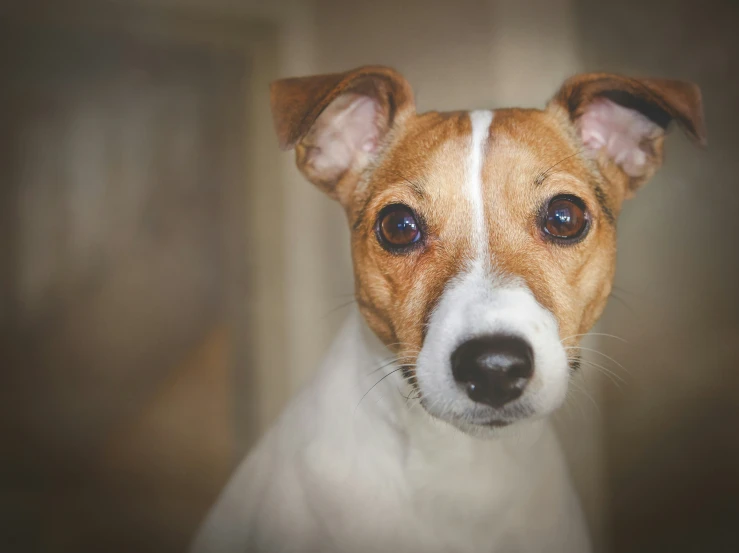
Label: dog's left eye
xmin=542 ymin=195 xmax=589 ymax=242
xmin=376 ymin=204 xmax=422 ymax=251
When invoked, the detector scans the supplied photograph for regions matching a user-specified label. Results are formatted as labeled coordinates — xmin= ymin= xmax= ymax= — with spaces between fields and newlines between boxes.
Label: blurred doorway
xmin=0 ymin=7 xmax=270 ymax=553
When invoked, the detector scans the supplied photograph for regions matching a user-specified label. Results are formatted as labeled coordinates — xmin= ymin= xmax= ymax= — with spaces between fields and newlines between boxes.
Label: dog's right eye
xmin=376 ymin=204 xmax=422 ymax=252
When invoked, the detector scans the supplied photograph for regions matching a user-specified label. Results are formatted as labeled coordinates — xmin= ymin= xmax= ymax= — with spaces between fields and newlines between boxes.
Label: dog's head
xmin=270 ymin=66 xmax=705 ymax=435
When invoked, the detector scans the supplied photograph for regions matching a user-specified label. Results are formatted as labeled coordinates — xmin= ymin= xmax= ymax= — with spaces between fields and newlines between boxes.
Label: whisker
xmin=322 ymin=299 xmax=357 ymax=318
xmin=355 ymin=368 xmax=406 ymax=413
xmin=383 ymin=341 xmax=420 ymax=349
xmin=575 ymin=357 xmax=625 ymax=387
xmin=564 ymin=377 xmax=597 ymax=419
xmin=609 ymin=291 xmax=636 ymax=315
xmin=365 ymin=356 xmax=418 ymax=376
xmin=564 ymin=346 xmax=630 ymax=374
xmin=402 ymin=381 xmax=422 ymax=406
xmin=385 ymin=169 xmax=428 ymax=195
xmin=570 ymin=378 xmax=601 ymax=416
xmin=611 ymin=285 xmax=637 ymax=296
xmin=560 ymin=332 xmax=628 ymax=344
xmin=535 ymin=148 xmax=588 ymax=185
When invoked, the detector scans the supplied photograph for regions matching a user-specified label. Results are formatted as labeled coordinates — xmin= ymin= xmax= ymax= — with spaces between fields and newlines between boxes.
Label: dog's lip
xmin=419 ymin=398 xmax=516 ymax=428
xmin=477 ymin=419 xmax=511 ymax=428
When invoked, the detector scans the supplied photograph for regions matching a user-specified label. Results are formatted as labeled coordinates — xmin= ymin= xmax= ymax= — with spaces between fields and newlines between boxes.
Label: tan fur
xmin=269 ymin=66 xmax=706 ymax=378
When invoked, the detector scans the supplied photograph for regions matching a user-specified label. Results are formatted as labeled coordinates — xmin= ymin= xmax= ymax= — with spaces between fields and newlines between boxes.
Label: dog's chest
xmin=405 ymin=427 xmax=531 ymax=524
xmin=299 ymin=417 xmax=539 ymax=553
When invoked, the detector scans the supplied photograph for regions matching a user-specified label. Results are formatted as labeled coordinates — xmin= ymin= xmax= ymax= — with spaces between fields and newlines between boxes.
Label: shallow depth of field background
xmin=1 ymin=1 xmax=738 ymax=552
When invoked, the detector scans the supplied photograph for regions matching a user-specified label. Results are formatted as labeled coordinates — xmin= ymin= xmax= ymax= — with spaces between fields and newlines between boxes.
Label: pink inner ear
xmin=306 ymin=93 xmax=380 ymax=181
xmin=578 ymin=98 xmax=663 ymax=177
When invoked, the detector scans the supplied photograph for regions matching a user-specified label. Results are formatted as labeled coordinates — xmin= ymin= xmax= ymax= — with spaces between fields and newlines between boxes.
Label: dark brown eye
xmin=543 ymin=195 xmax=589 ymax=242
xmin=376 ymin=204 xmax=422 ymax=251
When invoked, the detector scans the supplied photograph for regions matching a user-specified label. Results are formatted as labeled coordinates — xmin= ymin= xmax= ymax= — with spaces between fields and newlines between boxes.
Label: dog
xmin=191 ymin=66 xmax=706 ymax=553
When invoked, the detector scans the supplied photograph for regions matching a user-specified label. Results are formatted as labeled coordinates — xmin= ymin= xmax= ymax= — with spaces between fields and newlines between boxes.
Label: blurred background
xmin=1 ymin=0 xmax=737 ymax=552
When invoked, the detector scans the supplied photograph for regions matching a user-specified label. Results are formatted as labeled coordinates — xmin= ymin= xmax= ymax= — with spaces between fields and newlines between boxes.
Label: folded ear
xmin=549 ymin=73 xmax=706 ymax=198
xmin=270 ymin=66 xmax=415 ymax=204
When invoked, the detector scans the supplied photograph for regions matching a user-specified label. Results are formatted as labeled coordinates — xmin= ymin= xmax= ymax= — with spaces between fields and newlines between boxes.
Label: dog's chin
xmin=418 ymin=398 xmax=548 ymax=439
xmin=451 ymin=418 xmax=518 ymax=440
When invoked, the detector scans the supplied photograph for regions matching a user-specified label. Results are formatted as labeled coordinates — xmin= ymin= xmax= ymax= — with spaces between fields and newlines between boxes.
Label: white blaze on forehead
xmin=411 ymin=110 xmax=571 ymax=434
xmin=466 ymin=110 xmax=494 ymax=258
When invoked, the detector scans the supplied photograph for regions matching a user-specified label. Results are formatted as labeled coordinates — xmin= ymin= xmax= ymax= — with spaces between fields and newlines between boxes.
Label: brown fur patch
xmin=268 ymin=67 xmax=706 ymax=370
xmin=348 ymin=106 xmax=619 ymax=361
xmin=351 ymin=111 xmax=476 ymax=356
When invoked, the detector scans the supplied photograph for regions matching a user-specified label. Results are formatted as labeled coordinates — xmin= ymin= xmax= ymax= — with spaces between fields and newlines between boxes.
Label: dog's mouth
xmin=406 ymin=281 xmax=572 ymax=435
xmin=414 ymin=391 xmax=536 ymax=433
xmin=479 ymin=419 xmax=511 ymax=428
xmin=464 ymin=405 xmax=535 ymax=428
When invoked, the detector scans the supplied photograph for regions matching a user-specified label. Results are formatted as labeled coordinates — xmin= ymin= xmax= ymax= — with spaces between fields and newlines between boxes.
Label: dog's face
xmin=271 ymin=67 xmax=705 ymax=435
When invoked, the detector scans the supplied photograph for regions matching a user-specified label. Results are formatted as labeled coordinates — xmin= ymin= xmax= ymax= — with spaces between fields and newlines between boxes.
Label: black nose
xmin=451 ymin=335 xmax=534 ymax=408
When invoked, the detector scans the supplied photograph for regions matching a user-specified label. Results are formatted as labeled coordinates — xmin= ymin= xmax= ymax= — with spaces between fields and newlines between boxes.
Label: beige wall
xmin=574 ymin=1 xmax=739 ymax=551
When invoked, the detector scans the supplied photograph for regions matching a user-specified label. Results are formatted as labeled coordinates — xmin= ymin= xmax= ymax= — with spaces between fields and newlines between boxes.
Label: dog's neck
xmin=299 ymin=307 xmax=563 ymax=539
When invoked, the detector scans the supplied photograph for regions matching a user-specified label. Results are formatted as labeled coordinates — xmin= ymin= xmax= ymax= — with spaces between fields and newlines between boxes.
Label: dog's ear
xmin=270 ymin=66 xmax=415 ymax=204
xmin=549 ymin=73 xmax=706 ymax=199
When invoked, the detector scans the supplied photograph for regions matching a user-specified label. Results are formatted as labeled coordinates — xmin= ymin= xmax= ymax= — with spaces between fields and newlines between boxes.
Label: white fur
xmin=467 ymin=110 xmax=494 ymax=257
xmin=415 ymin=263 xmax=571 ymax=437
xmin=191 ymin=310 xmax=590 ymax=553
